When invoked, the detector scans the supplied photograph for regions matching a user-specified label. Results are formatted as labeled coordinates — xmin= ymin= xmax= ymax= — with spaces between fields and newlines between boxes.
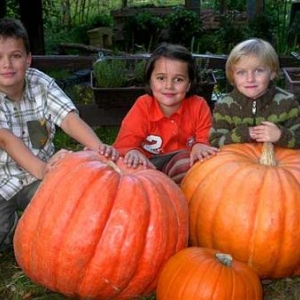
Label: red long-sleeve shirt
xmin=113 ymin=94 xmax=212 ymax=157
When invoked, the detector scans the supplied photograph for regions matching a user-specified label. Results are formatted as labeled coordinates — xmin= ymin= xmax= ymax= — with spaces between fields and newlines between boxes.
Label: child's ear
xmin=26 ymin=53 xmax=32 ymax=68
xmin=270 ymin=71 xmax=276 ymax=80
xmin=187 ymin=83 xmax=191 ymax=92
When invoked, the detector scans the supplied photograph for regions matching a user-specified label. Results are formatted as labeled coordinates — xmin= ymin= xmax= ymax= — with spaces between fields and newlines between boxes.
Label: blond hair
xmin=225 ymin=38 xmax=280 ymax=85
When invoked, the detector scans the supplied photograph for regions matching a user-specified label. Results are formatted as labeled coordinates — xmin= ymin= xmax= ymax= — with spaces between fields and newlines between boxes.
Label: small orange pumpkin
xmin=156 ymin=247 xmax=263 ymax=300
xmin=181 ymin=142 xmax=300 ymax=279
xmin=14 ymin=150 xmax=189 ymax=299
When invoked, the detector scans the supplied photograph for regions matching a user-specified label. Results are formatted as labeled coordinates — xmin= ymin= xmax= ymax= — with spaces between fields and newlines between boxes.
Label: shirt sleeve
xmin=275 ymin=98 xmax=300 ymax=149
xmin=209 ymin=99 xmax=252 ymax=147
xmin=0 ymin=110 xmax=10 ymax=130
xmin=113 ymin=97 xmax=150 ymax=156
xmin=26 ymin=69 xmax=78 ymax=127
xmin=193 ymin=97 xmax=213 ymax=145
xmin=45 ymin=80 xmax=78 ymax=126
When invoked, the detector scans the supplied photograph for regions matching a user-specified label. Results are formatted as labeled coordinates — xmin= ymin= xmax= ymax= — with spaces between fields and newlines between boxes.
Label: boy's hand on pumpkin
xmin=191 ymin=143 xmax=219 ymax=165
xmin=123 ymin=149 xmax=155 ymax=169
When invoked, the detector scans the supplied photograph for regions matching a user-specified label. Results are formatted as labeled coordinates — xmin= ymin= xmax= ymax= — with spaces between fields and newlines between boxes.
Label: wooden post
xmin=290 ymin=1 xmax=300 ymax=27
xmin=122 ymin=0 xmax=127 ymax=8
xmin=247 ymin=0 xmax=264 ymax=21
xmin=19 ymin=0 xmax=45 ymax=54
xmin=219 ymin=0 xmax=227 ymax=14
xmin=0 ymin=0 xmax=6 ymax=18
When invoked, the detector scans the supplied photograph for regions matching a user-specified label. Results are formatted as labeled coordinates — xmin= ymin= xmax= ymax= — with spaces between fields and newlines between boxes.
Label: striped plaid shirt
xmin=0 ymin=68 xmax=77 ymax=200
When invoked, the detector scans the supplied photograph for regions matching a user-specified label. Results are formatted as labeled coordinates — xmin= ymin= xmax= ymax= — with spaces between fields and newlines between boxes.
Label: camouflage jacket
xmin=209 ymin=82 xmax=300 ymax=149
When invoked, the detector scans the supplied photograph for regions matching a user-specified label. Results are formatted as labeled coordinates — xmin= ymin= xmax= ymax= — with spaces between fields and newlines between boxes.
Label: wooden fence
xmin=31 ymin=54 xmax=300 ymax=127
xmin=32 ymin=54 xmax=300 ymax=72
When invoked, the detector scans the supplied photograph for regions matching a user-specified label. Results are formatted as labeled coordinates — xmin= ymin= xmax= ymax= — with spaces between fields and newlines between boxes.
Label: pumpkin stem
xmin=215 ymin=253 xmax=232 ymax=267
xmin=106 ymin=160 xmax=122 ymax=174
xmin=259 ymin=142 xmax=277 ymax=166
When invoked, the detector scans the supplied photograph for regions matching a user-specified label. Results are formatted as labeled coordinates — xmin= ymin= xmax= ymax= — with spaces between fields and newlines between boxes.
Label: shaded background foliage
xmin=1 ymin=0 xmax=299 ymax=55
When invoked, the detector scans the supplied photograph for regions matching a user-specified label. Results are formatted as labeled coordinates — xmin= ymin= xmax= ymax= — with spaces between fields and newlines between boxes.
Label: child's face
xmin=0 ymin=36 xmax=31 ymax=97
xmin=231 ymin=54 xmax=276 ymax=99
xmin=150 ymin=57 xmax=191 ymax=115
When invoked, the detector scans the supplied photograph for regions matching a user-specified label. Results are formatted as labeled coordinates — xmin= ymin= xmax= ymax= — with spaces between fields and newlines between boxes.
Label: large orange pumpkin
xmin=181 ymin=142 xmax=300 ymax=279
xmin=156 ymin=247 xmax=263 ymax=300
xmin=14 ymin=150 xmax=189 ymax=300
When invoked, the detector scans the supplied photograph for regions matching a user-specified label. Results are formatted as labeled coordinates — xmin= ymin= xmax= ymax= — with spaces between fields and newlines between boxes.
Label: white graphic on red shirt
xmin=187 ymin=136 xmax=195 ymax=147
xmin=142 ymin=135 xmax=163 ymax=154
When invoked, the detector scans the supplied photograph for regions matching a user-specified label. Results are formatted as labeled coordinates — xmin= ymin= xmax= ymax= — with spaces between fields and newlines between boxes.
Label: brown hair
xmin=144 ymin=42 xmax=197 ymax=96
xmin=0 ymin=17 xmax=30 ymax=54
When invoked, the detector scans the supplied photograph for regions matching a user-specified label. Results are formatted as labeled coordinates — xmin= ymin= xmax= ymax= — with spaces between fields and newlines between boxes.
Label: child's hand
xmin=249 ymin=121 xmax=281 ymax=143
xmin=123 ymin=149 xmax=155 ymax=169
xmin=98 ymin=144 xmax=119 ymax=161
xmin=191 ymin=143 xmax=219 ymax=165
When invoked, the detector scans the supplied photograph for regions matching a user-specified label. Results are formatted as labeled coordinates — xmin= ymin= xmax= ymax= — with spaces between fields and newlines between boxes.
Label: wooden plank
xmin=31 ymin=55 xmax=95 ymax=72
xmin=195 ymin=54 xmax=300 ymax=69
xmin=20 ymin=0 xmax=45 ymax=55
xmin=31 ymin=54 xmax=300 ymax=128
xmin=76 ymin=103 xmax=124 ymax=127
xmin=57 ymin=43 xmax=118 ymax=55
xmin=32 ymin=54 xmax=300 ymax=73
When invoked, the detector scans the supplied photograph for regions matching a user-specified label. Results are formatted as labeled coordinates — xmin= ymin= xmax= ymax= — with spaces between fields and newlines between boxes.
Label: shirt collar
xmin=24 ymin=77 xmax=36 ymax=102
xmin=150 ymin=96 xmax=186 ymax=121
xmin=231 ymin=81 xmax=276 ymax=107
xmin=0 ymin=78 xmax=35 ymax=103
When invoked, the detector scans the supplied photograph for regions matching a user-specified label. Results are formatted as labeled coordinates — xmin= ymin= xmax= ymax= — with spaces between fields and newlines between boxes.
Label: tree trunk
xmin=185 ymin=0 xmax=201 ymax=15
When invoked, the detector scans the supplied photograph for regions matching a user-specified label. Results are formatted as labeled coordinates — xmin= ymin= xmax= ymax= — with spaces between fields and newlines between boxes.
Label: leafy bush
xmin=133 ymin=59 xmax=147 ymax=84
xmin=92 ymin=56 xmax=147 ymax=88
xmin=248 ymin=14 xmax=275 ymax=43
xmin=44 ymin=24 xmax=90 ymax=53
xmin=212 ymin=11 xmax=250 ymax=53
xmin=165 ymin=7 xmax=204 ymax=49
xmin=287 ymin=11 xmax=300 ymax=49
xmin=88 ymin=14 xmax=114 ymax=29
xmin=123 ymin=11 xmax=165 ymax=51
xmin=93 ymin=58 xmax=127 ymax=87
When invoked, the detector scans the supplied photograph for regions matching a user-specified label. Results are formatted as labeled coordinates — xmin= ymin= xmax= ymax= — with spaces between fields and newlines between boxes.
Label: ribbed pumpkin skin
xmin=156 ymin=247 xmax=263 ymax=300
xmin=14 ymin=150 xmax=189 ymax=300
xmin=181 ymin=143 xmax=300 ymax=279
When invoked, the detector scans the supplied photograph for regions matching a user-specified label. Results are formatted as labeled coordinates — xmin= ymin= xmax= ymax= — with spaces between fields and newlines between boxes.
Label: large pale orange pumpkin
xmin=181 ymin=142 xmax=300 ymax=279
xmin=14 ymin=150 xmax=189 ymax=300
xmin=156 ymin=247 xmax=263 ymax=300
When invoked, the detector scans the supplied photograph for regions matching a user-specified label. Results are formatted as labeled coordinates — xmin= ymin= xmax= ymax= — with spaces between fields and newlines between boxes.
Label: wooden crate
xmin=283 ymin=68 xmax=300 ymax=103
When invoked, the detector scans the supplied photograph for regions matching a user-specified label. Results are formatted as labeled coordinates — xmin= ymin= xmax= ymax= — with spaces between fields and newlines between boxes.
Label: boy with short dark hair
xmin=0 ymin=17 xmax=119 ymax=251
